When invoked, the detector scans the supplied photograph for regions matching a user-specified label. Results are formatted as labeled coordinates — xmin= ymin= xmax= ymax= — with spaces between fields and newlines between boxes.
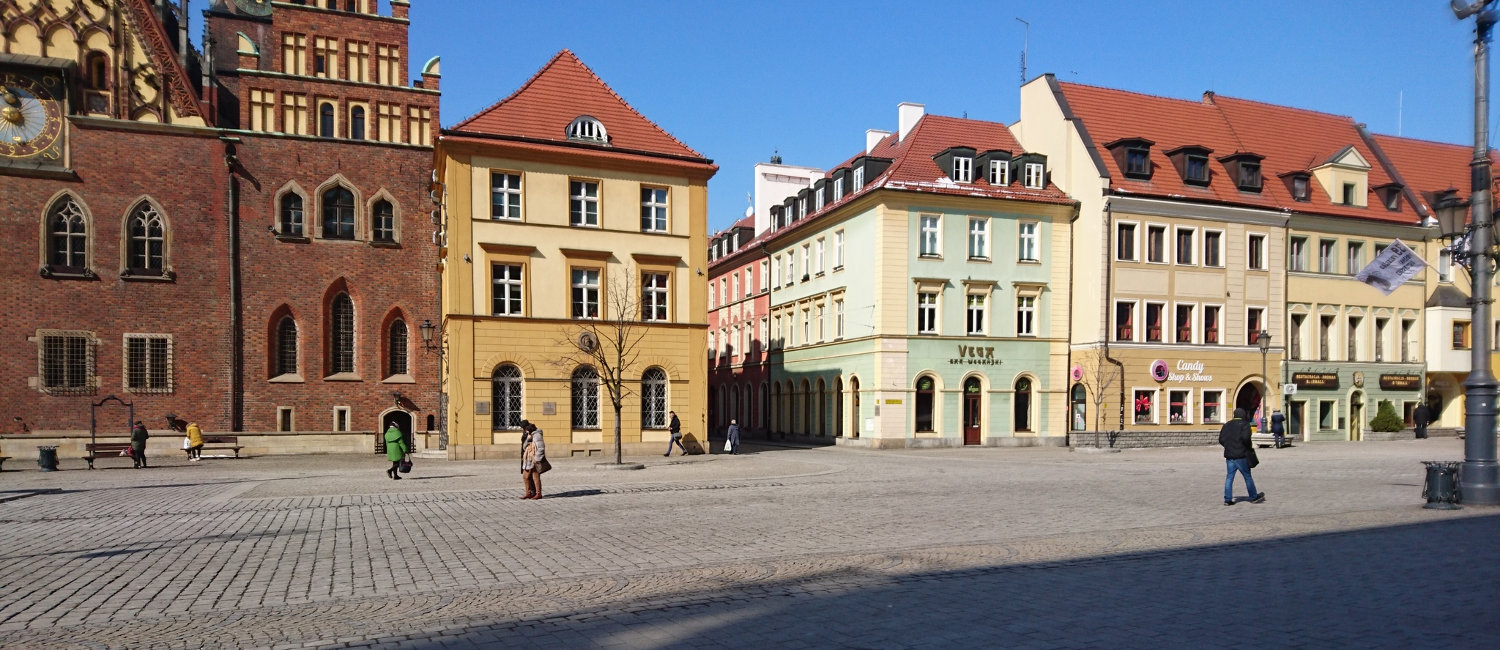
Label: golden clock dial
xmin=0 ymin=73 xmax=64 ymax=159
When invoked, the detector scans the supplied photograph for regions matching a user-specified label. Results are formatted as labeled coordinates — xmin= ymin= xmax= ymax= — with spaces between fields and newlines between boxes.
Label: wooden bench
xmin=83 ymin=443 xmax=135 ymax=469
xmin=199 ymin=435 xmax=244 ymax=458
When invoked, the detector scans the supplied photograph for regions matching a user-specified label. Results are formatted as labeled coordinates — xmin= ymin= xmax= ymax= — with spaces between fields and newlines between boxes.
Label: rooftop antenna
xmin=1016 ymin=17 xmax=1029 ymax=85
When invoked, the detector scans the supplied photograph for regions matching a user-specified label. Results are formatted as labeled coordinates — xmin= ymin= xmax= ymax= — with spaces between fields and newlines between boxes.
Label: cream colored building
xmin=435 ymin=51 xmax=716 ymax=458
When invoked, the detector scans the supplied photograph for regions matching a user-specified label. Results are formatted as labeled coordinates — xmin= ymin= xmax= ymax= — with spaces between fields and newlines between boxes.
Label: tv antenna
xmin=1016 ymin=17 xmax=1029 ymax=85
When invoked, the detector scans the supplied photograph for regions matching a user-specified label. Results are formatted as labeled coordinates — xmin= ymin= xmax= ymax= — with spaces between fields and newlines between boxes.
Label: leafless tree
xmin=554 ymin=270 xmax=651 ymax=466
xmin=1074 ymin=348 xmax=1123 ymax=448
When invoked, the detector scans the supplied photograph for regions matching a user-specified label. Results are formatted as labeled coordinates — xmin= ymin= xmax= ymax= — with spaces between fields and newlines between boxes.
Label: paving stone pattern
xmin=0 ymin=440 xmax=1494 ymax=648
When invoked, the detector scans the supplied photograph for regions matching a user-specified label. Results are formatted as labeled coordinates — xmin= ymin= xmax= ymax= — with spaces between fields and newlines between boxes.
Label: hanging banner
xmin=1354 ymin=239 xmax=1427 ymax=295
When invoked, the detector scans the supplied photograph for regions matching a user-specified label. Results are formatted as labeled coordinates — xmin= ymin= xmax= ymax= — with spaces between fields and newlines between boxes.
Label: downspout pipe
xmin=1102 ymin=200 xmax=1126 ymax=447
xmin=222 ymin=137 xmax=243 ymax=431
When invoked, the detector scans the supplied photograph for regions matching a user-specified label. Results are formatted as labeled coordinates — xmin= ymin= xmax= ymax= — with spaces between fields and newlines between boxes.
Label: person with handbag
xmin=1219 ymin=407 xmax=1265 ymax=506
xmin=383 ymin=423 xmax=407 ymax=480
xmin=520 ymin=420 xmax=549 ymax=499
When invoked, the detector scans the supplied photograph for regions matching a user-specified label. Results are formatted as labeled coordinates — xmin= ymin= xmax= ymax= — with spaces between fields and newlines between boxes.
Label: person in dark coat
xmin=130 ymin=420 xmax=149 ymax=469
xmin=1219 ymin=408 xmax=1265 ymax=506
xmin=726 ymin=419 xmax=740 ymax=455
xmin=664 ymin=410 xmax=687 ymax=456
xmin=1414 ymin=402 xmax=1432 ymax=439
xmin=1270 ymin=409 xmax=1287 ymax=449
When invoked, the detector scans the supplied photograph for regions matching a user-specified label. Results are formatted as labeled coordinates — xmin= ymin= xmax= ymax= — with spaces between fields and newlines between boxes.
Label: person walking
xmin=520 ymin=420 xmax=547 ymax=499
xmin=664 ymin=410 xmax=687 ymax=456
xmin=1414 ymin=402 xmax=1432 ymax=439
xmin=130 ymin=420 xmax=150 ymax=469
xmin=726 ymin=419 xmax=740 ymax=455
xmin=383 ymin=423 xmax=407 ymax=480
xmin=185 ymin=421 xmax=204 ymax=461
xmin=1269 ymin=409 xmax=1287 ymax=449
xmin=1219 ymin=408 xmax=1265 ymax=506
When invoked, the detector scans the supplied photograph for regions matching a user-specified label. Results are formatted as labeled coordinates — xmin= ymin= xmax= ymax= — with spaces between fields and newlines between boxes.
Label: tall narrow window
xmin=953 ymin=157 xmax=973 ymax=182
xmin=920 ymin=215 xmax=941 ymax=257
xmin=125 ymin=334 xmax=172 ymax=393
xmin=276 ymin=316 xmax=298 ymax=376
xmin=915 ymin=376 xmax=935 ymax=432
xmin=1116 ymin=222 xmax=1137 ymax=261
xmin=1018 ymin=222 xmax=1038 ymax=261
xmin=1146 ymin=303 xmax=1165 ymax=342
xmin=642 ymin=272 xmax=669 ymax=321
xmin=1175 ymin=228 xmax=1196 ymax=265
xmin=490 ymin=172 xmax=521 ymax=220
xmin=1291 ymin=314 xmax=1305 ymax=360
xmin=641 ymin=186 xmax=668 ymax=232
xmin=917 ymin=292 xmax=938 ymax=334
xmin=492 ymin=264 xmax=523 ymax=316
xmin=642 ymin=368 xmax=668 ymax=429
xmin=1016 ymin=296 xmax=1036 ymax=336
xmin=48 ymin=198 xmax=88 ymax=271
xmin=1115 ymin=301 xmax=1135 ymax=341
xmin=1247 ymin=308 xmax=1265 ymax=345
xmin=350 ymin=106 xmax=366 ymax=140
xmin=280 ymin=194 xmax=304 ymax=236
xmin=318 ymin=102 xmax=335 ymax=137
xmin=1146 ymin=225 xmax=1166 ymax=263
xmin=387 ymin=319 xmax=408 ymax=376
xmin=966 ymin=294 xmax=986 ymax=335
xmin=1346 ymin=241 xmax=1364 ymax=275
xmin=1014 ymin=378 xmax=1033 ymax=431
xmin=330 ymin=294 xmax=355 ymax=374
xmin=491 ymin=365 xmax=523 ymax=430
xmin=1289 ymin=236 xmax=1307 ymax=272
xmin=968 ymin=217 xmax=989 ymax=259
xmin=571 ymin=268 xmax=600 ymax=319
xmin=1318 ymin=240 xmax=1337 ymax=273
xmin=834 ymin=231 xmax=845 ymax=268
xmin=569 ymin=180 xmax=599 ymax=227
xmin=1203 ymin=305 xmax=1220 ymax=344
xmin=572 ymin=366 xmax=600 ymax=429
xmin=1175 ymin=304 xmax=1195 ymax=343
xmin=322 ymin=187 xmax=356 ymax=240
xmin=835 ymin=300 xmax=844 ymax=338
xmin=126 ymin=203 xmax=165 ymax=273
xmin=1203 ymin=231 xmax=1222 ymax=267
xmin=372 ymin=200 xmax=395 ymax=242
xmin=1320 ymin=315 xmax=1335 ymax=360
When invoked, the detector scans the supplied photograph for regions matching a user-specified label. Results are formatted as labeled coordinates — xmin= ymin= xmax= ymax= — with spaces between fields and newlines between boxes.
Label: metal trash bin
xmin=37 ymin=446 xmax=59 ymax=472
xmin=1421 ymin=461 xmax=1463 ymax=509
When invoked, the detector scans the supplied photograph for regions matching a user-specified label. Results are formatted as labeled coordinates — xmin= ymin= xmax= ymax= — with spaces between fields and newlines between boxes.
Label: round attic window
xmin=566 ymin=116 xmax=608 ymax=144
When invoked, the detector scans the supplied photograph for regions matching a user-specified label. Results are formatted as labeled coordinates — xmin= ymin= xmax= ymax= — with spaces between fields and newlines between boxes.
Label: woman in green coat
xmin=384 ymin=424 xmax=407 ymax=480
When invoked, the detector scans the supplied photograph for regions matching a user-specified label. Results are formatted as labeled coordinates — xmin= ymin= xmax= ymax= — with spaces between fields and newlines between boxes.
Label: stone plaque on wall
xmin=542 ymin=402 xmax=557 ymax=415
xmin=475 ymin=401 xmax=490 ymax=415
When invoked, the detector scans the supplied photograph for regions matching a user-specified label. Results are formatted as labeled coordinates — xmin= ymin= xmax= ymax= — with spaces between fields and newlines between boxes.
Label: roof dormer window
xmin=1024 ymin=162 xmax=1045 ymax=189
xmin=989 ymin=159 xmax=1009 ymax=185
xmin=1105 ymin=138 xmax=1154 ymax=180
xmin=566 ymin=116 xmax=608 ymax=144
xmin=954 ymin=157 xmax=973 ymax=183
xmin=1238 ymin=161 xmax=1261 ymax=190
xmin=1185 ymin=155 xmax=1208 ymax=183
xmin=1164 ymin=145 xmax=1213 ymax=186
xmin=932 ymin=147 xmax=977 ymax=183
xmin=1279 ymin=172 xmax=1311 ymax=201
xmin=1374 ymin=183 xmax=1404 ymax=211
xmin=1219 ymin=152 xmax=1265 ymax=192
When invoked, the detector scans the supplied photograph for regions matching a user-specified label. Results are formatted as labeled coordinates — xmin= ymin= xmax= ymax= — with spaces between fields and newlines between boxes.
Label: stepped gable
xmin=451 ymin=50 xmax=703 ymax=160
xmin=1370 ymin=133 xmax=1491 ymax=214
xmin=1207 ymin=95 xmax=1419 ymax=224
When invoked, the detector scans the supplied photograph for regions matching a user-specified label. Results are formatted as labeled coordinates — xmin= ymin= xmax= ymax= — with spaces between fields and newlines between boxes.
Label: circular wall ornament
xmin=1070 ymin=365 xmax=1083 ymax=382
xmin=1353 ymin=371 xmax=1364 ymax=388
xmin=1150 ymin=359 xmax=1169 ymax=382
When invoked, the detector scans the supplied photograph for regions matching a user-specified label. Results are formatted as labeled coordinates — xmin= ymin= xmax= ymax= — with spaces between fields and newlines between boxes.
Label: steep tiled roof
xmin=450 ymin=50 xmax=705 ymax=160
xmin=878 ymin=115 xmax=1073 ymax=204
xmin=1369 ymin=133 xmax=1488 ymax=214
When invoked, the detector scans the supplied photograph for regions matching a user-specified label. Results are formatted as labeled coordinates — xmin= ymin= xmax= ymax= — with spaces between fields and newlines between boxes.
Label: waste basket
xmin=37 ymin=446 xmax=59 ymax=472
xmin=1421 ymin=461 xmax=1462 ymax=509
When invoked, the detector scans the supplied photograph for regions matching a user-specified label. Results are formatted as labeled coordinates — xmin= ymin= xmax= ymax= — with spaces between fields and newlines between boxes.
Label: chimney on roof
xmin=1202 ymin=91 xmax=1216 ymax=104
xmin=898 ymin=102 xmax=925 ymax=142
xmin=866 ymin=129 xmax=892 ymax=154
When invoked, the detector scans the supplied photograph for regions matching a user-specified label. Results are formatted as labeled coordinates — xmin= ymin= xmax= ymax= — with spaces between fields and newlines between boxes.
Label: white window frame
xmin=642 ymin=272 xmax=669 ymax=322
xmin=1246 ymin=306 xmax=1267 ymax=345
xmin=571 ymin=268 xmax=601 ymax=320
xmin=1346 ymin=240 xmax=1365 ymax=276
xmin=833 ymin=230 xmax=845 ymax=269
xmin=492 ymin=263 xmax=524 ymax=316
xmin=968 ymin=217 xmax=990 ymax=260
xmin=1202 ymin=229 xmax=1224 ymax=268
xmin=833 ymin=177 xmax=844 ymax=201
xmin=1115 ymin=221 xmax=1139 ymax=262
xmin=815 ymin=238 xmax=826 ymax=275
xmin=1201 ymin=303 xmax=1223 ymax=345
xmin=569 ymin=179 xmax=599 ymax=227
xmin=772 ymin=255 xmax=781 ymax=287
xmin=920 ymin=215 xmax=942 ymax=257
xmin=759 ymin=260 xmax=769 ymax=292
xmin=1174 ymin=301 xmax=1197 ymax=344
xmin=917 ymin=291 xmax=939 ymax=334
xmin=801 ymin=243 xmax=811 ymax=279
xmin=1144 ymin=301 xmax=1167 ymax=343
xmin=1016 ymin=295 xmax=1037 ymax=337
xmin=1174 ymin=226 xmax=1197 ymax=266
xmin=640 ymin=186 xmax=669 ymax=233
xmin=966 ymin=294 xmax=987 ymax=335
xmin=1133 ymin=388 xmax=1159 ymax=424
xmin=1247 ymin=233 xmax=1267 ymax=271
xmin=989 ymin=159 xmax=1009 ymax=185
xmin=1201 ymin=389 xmax=1225 ymax=424
xmin=1167 ymin=388 xmax=1193 ymax=424
xmin=853 ymin=166 xmax=865 ymax=190
xmin=1024 ymin=162 xmax=1044 ymax=188
xmin=953 ymin=157 xmax=973 ymax=183
xmin=816 ymin=304 xmax=825 ymax=342
xmin=1018 ymin=221 xmax=1039 ymax=262
xmin=815 ymin=187 xmax=825 ymax=211
xmin=835 ymin=299 xmax=845 ymax=338
xmin=1114 ymin=300 xmax=1138 ymax=342
xmin=490 ymin=172 xmax=522 ymax=221
xmin=1318 ymin=239 xmax=1337 ymax=274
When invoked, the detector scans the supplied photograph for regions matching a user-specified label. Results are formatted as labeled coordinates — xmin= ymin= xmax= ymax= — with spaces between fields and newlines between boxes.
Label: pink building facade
xmin=707 ymin=217 xmax=771 ymax=439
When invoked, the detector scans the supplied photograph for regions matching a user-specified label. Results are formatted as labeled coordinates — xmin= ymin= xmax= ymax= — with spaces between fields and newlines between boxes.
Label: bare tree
xmin=554 ymin=270 xmax=652 ymax=466
xmin=1074 ymin=348 xmax=1123 ymax=448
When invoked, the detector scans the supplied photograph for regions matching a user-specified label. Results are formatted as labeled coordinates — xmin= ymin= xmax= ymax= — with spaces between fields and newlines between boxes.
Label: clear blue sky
xmin=404 ymin=0 xmax=1487 ymax=233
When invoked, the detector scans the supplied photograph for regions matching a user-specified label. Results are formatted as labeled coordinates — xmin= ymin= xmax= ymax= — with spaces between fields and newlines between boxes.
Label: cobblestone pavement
xmin=0 ymin=439 xmax=1494 ymax=648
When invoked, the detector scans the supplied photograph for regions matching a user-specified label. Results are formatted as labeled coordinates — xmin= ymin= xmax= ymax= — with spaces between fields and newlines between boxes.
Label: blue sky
xmin=405 ymin=0 xmax=1488 ymax=232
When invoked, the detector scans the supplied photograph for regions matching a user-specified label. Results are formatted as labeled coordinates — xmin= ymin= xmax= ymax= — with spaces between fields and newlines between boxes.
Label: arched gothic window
xmin=491 ymin=364 xmax=522 ymax=430
xmin=48 ymin=197 xmax=88 ymax=271
xmin=372 ymin=200 xmax=395 ymax=242
xmin=126 ymin=203 xmax=165 ymax=273
xmin=350 ymin=106 xmax=366 ymax=140
xmin=1071 ymin=383 xmax=1087 ymax=431
xmin=572 ymin=366 xmax=600 ymax=429
xmin=276 ymin=316 xmax=298 ymax=376
xmin=322 ymin=186 xmax=355 ymax=239
xmin=387 ymin=318 xmax=408 ymax=377
xmin=642 ymin=368 xmax=668 ymax=429
xmin=280 ymin=193 xmax=304 ymax=236
xmin=330 ymin=293 xmax=355 ymax=374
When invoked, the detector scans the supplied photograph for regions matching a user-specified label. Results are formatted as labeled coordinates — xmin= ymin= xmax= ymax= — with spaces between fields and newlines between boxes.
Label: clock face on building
xmin=0 ymin=71 xmax=65 ymax=162
xmin=234 ymin=0 xmax=273 ymax=17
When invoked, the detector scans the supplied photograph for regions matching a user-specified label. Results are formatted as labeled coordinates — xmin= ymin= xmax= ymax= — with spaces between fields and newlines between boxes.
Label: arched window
xmin=800 ymin=379 xmax=811 ymax=435
xmin=330 ymin=293 xmax=355 ymax=374
xmin=276 ymin=316 xmax=298 ymax=376
xmin=350 ymin=106 xmax=366 ymax=140
xmin=915 ymin=375 xmax=935 ymax=433
xmin=834 ymin=377 xmax=843 ymax=438
xmin=280 ymin=193 xmax=304 ymax=236
xmin=572 ymin=366 xmax=600 ymax=429
xmin=1071 ymin=383 xmax=1087 ymax=431
xmin=48 ymin=197 xmax=88 ymax=271
xmin=566 ymin=115 xmax=608 ymax=143
xmin=319 ymin=102 xmax=335 ymax=137
xmin=126 ymin=203 xmax=165 ymax=273
xmin=85 ymin=51 xmax=109 ymax=89
xmin=1015 ymin=377 xmax=1033 ymax=432
xmin=642 ymin=368 xmax=667 ymax=428
xmin=322 ymin=186 xmax=355 ymax=239
xmin=372 ymin=200 xmax=395 ymax=242
xmin=387 ymin=318 xmax=408 ymax=377
xmin=491 ymin=364 xmax=522 ymax=430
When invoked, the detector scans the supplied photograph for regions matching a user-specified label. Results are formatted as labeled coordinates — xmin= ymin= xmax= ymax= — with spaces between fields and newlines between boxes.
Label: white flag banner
xmin=1355 ymin=239 xmax=1428 ymax=295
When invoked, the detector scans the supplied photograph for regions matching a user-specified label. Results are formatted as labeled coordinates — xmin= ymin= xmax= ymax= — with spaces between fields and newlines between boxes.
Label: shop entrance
xmin=963 ymin=377 xmax=982 ymax=445
xmin=1234 ymin=383 xmax=1262 ymax=423
xmin=381 ymin=410 xmax=413 ymax=452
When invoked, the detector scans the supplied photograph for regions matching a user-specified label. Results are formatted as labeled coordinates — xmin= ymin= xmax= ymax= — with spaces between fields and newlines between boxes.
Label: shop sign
xmin=950 ymin=344 xmax=1002 ymax=366
xmin=1292 ymin=372 xmax=1339 ymax=389
xmin=1153 ymin=359 xmax=1214 ymax=383
xmin=1379 ymin=374 xmax=1422 ymax=390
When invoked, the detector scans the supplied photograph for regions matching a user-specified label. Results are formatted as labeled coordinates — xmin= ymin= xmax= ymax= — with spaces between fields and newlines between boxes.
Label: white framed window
xmin=1202 ymin=389 xmax=1224 ymax=424
xmin=743 ymin=269 xmax=753 ymax=298
xmin=815 ymin=188 xmax=825 ymax=212
xmin=815 ymin=238 xmax=826 ymax=275
xmin=989 ymin=159 xmax=1009 ymax=185
xmin=785 ymin=252 xmax=795 ymax=285
xmin=492 ymin=263 xmax=523 ymax=316
xmin=1203 ymin=230 xmax=1223 ymax=267
xmin=920 ymin=215 xmax=941 ymax=257
xmin=1114 ymin=300 xmax=1137 ymax=342
xmin=571 ymin=268 xmax=600 ymax=319
xmin=833 ymin=230 xmax=845 ymax=269
xmin=1248 ymin=233 xmax=1267 ymax=270
xmin=816 ymin=305 xmax=826 ymax=341
xmin=1146 ymin=224 xmax=1167 ymax=263
xmin=569 ymin=180 xmax=599 ymax=227
xmin=966 ymin=294 xmax=987 ymax=335
xmin=731 ymin=274 xmax=739 ymax=300
xmin=1318 ymin=239 xmax=1337 ymax=273
xmin=1016 ymin=296 xmax=1036 ymax=336
xmin=833 ymin=177 xmax=844 ymax=201
xmin=1346 ymin=241 xmax=1365 ymax=275
xmin=1018 ymin=221 xmax=1038 ymax=262
xmin=1116 ymin=221 xmax=1138 ymax=261
xmin=968 ymin=217 xmax=990 ymax=259
xmin=801 ymin=308 xmax=811 ymax=344
xmin=799 ymin=196 xmax=807 ymax=216
xmin=642 ymin=272 xmax=669 ymax=321
xmin=572 ymin=366 xmax=601 ymax=429
xmin=1024 ymin=162 xmax=1044 ymax=188
xmin=1133 ymin=388 xmax=1158 ymax=424
xmin=853 ymin=166 xmax=865 ymax=190
xmin=123 ymin=334 xmax=172 ymax=393
xmin=1319 ymin=400 xmax=1337 ymax=430
xmin=1145 ymin=302 xmax=1166 ymax=342
xmin=1175 ymin=302 xmax=1196 ymax=343
xmin=953 ymin=157 xmax=973 ymax=183
xmin=490 ymin=172 xmax=521 ymax=220
xmin=1175 ymin=227 xmax=1196 ymax=265
xmin=1289 ymin=236 xmax=1308 ymax=272
xmin=333 ymin=406 xmax=350 ymax=432
xmin=1168 ymin=389 xmax=1193 ymax=424
xmin=917 ymin=292 xmax=939 ymax=334
xmin=640 ymin=186 xmax=668 ymax=232
xmin=801 ymin=243 xmax=811 ymax=279
xmin=835 ymin=299 xmax=844 ymax=338
xmin=772 ymin=255 xmax=781 ymax=287
xmin=759 ymin=261 xmax=769 ymax=292
xmin=708 ymin=283 xmax=717 ymax=310
xmin=1247 ymin=307 xmax=1266 ymax=345
xmin=1202 ymin=304 xmax=1222 ymax=344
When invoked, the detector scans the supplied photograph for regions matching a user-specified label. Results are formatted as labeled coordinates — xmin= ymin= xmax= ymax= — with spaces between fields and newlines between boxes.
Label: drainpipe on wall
xmin=1064 ymin=201 xmax=1079 ymax=446
xmin=1102 ymin=200 xmax=1126 ymax=447
xmin=222 ymin=137 xmax=243 ymax=431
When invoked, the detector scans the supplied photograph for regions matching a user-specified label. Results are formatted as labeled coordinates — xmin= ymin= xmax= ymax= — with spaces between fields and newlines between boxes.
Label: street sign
xmin=1283 ymin=384 xmax=1298 ymax=395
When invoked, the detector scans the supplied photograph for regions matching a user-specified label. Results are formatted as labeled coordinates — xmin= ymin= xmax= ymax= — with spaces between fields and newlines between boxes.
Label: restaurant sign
xmin=950 ymin=344 xmax=1003 ymax=366
xmin=1291 ymin=372 xmax=1339 ymax=389
xmin=1379 ymin=374 xmax=1422 ymax=390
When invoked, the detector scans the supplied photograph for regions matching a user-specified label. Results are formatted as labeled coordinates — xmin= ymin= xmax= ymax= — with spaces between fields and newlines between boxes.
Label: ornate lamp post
xmin=1439 ymin=0 xmax=1500 ymax=505
xmin=1258 ymin=329 xmax=1273 ymax=427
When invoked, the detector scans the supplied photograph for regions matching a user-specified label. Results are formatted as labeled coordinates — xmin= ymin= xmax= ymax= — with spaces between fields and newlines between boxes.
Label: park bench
xmin=82 ymin=443 xmax=135 ymax=469
xmin=200 ymin=435 xmax=244 ymax=458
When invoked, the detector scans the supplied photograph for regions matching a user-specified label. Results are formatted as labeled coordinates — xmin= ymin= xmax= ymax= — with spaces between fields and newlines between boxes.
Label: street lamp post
xmin=1259 ymin=329 xmax=1272 ymax=427
xmin=1442 ymin=0 xmax=1500 ymax=505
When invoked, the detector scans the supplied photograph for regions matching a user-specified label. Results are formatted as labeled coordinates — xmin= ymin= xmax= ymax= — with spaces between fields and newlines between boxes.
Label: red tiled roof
xmin=450 ymin=50 xmax=705 ymax=160
xmin=877 ymin=115 xmax=1073 ymax=204
xmin=1370 ymin=133 xmax=1488 ymax=214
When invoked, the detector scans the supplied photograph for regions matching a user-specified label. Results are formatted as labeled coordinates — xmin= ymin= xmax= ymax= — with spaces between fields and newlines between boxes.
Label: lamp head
xmin=1433 ymin=189 xmax=1471 ymax=240
xmin=1258 ymin=329 xmax=1272 ymax=353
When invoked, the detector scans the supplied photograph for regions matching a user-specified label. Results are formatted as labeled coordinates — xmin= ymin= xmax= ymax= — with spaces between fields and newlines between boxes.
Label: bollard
xmin=1421 ymin=461 xmax=1463 ymax=509
xmin=37 ymin=446 xmax=59 ymax=472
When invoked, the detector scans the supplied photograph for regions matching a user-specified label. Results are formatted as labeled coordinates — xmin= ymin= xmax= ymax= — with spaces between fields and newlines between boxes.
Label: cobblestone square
xmin=0 ymin=440 xmax=1494 ymax=649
